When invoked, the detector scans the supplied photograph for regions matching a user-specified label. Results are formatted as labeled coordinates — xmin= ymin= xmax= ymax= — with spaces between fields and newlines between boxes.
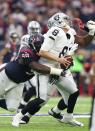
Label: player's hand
xmin=87 ymin=20 xmax=95 ymax=30
xmin=58 ymin=55 xmax=73 ymax=69
xmin=86 ymin=20 xmax=95 ymax=36
xmin=49 ymin=71 xmax=66 ymax=85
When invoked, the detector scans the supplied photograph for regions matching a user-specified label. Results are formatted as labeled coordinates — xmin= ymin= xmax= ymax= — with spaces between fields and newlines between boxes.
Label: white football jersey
xmin=20 ymin=34 xmax=30 ymax=49
xmin=39 ymin=26 xmax=77 ymax=68
xmin=17 ymin=34 xmax=30 ymax=56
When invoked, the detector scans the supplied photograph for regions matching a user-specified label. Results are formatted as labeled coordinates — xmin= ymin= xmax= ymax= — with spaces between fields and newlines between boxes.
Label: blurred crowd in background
xmin=0 ymin=0 xmax=95 ymax=96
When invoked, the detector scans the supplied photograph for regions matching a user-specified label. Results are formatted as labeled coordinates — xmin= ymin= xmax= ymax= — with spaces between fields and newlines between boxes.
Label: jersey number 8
xmin=52 ymin=29 xmax=59 ymax=36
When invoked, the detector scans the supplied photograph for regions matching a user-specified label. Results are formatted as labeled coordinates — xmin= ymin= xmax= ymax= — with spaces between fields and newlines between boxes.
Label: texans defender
xmin=0 ymin=32 xmax=19 ymax=63
xmin=0 ymin=21 xmax=66 ymax=113
xmin=12 ymin=13 xmax=95 ymax=127
xmin=17 ymin=21 xmax=42 ymax=112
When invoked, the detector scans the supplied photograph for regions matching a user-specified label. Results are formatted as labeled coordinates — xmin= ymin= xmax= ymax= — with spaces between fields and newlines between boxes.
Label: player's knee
xmin=70 ymin=90 xmax=79 ymax=99
xmin=72 ymin=90 xmax=79 ymax=97
xmin=35 ymin=98 xmax=46 ymax=107
xmin=6 ymin=100 xmax=19 ymax=112
xmin=24 ymin=98 xmax=45 ymax=115
xmin=39 ymin=94 xmax=49 ymax=102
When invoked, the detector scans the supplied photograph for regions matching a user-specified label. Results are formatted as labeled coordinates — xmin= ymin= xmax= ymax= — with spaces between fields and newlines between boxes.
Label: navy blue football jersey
xmin=5 ymin=46 xmax=40 ymax=83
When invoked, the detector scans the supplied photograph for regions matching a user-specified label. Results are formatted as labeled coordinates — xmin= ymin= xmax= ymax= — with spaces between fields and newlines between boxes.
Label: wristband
xmin=50 ymin=68 xmax=63 ymax=75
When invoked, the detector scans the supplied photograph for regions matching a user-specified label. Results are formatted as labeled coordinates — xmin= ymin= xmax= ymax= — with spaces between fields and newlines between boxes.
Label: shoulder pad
xmin=21 ymin=34 xmax=30 ymax=43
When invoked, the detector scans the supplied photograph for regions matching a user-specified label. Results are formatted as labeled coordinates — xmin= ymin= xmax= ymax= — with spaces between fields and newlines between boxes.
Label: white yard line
xmin=0 ymin=113 xmax=91 ymax=118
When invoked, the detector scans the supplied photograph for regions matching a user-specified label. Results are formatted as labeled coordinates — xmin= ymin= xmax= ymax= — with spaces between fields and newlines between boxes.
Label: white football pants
xmin=0 ymin=68 xmax=24 ymax=112
xmin=36 ymin=70 xmax=78 ymax=105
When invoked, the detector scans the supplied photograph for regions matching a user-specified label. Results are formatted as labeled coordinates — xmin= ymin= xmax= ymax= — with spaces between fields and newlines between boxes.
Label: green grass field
xmin=0 ymin=96 xmax=92 ymax=131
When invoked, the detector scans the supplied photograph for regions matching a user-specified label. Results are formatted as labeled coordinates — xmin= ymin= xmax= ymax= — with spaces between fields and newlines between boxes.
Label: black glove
xmin=49 ymin=71 xmax=66 ymax=85
xmin=49 ymin=75 xmax=59 ymax=85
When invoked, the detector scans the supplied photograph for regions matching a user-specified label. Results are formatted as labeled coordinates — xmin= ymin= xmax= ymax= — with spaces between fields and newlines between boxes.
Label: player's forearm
xmin=30 ymin=61 xmax=63 ymax=75
xmin=83 ymin=35 xmax=94 ymax=45
xmin=75 ymin=34 xmax=94 ymax=46
xmin=30 ymin=61 xmax=50 ymax=74
xmin=39 ymin=50 xmax=59 ymax=62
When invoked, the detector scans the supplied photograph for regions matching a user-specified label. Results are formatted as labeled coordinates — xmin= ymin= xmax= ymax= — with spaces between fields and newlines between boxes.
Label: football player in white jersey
xmin=12 ymin=12 xmax=95 ymax=127
xmin=42 ymin=14 xmax=95 ymax=126
xmin=40 ymin=13 xmax=95 ymax=126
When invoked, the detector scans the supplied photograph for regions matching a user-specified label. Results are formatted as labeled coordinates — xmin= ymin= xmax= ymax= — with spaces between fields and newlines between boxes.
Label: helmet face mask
xmin=28 ymin=34 xmax=44 ymax=53
xmin=27 ymin=21 xmax=41 ymax=36
xmin=9 ymin=32 xmax=19 ymax=43
xmin=48 ymin=12 xmax=71 ymax=29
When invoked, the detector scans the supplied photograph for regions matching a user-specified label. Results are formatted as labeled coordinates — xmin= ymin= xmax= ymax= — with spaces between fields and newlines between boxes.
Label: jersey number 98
xmin=22 ymin=52 xmax=29 ymax=58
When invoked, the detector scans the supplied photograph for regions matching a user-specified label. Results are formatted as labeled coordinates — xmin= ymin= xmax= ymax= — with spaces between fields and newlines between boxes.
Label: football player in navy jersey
xmin=0 ymin=21 xmax=68 ymax=116
xmin=0 ymin=32 xmax=20 ymax=63
xmin=17 ymin=21 xmax=44 ymax=112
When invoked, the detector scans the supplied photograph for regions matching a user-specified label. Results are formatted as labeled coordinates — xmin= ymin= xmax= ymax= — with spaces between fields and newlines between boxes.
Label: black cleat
xmin=19 ymin=115 xmax=30 ymax=124
xmin=48 ymin=108 xmax=63 ymax=121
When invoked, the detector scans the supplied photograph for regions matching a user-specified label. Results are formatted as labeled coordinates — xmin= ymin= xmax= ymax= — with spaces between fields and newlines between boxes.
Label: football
xmin=60 ymin=55 xmax=73 ymax=70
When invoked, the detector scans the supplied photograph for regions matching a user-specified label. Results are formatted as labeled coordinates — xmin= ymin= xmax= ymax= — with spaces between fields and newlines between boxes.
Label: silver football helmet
xmin=27 ymin=21 xmax=41 ymax=36
xmin=48 ymin=12 xmax=71 ymax=29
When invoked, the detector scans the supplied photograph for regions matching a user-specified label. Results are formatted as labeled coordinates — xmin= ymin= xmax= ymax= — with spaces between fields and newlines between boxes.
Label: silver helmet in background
xmin=27 ymin=21 xmax=41 ymax=36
